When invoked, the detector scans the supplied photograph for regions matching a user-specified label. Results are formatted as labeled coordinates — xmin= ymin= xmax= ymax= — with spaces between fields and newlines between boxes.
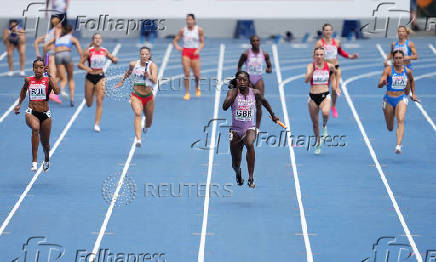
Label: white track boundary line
xmin=89 ymin=43 xmax=172 ymax=262
xmin=341 ymin=72 xmax=423 ymax=262
xmin=0 ymin=44 xmax=121 ymax=237
xmin=272 ymin=44 xmax=314 ymax=262
xmin=0 ymin=51 xmax=7 ymax=61
xmin=0 ymin=98 xmax=19 ymax=123
xmin=197 ymin=43 xmax=225 ymax=262
xmin=376 ymin=43 xmax=436 ymax=136
xmin=429 ymin=44 xmax=436 ymax=55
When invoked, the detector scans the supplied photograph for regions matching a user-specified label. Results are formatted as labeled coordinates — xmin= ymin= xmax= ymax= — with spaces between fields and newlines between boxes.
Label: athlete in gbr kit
xmin=378 ymin=49 xmax=418 ymax=154
xmin=223 ymin=71 xmax=279 ymax=189
xmin=173 ymin=14 xmax=205 ymax=100
xmin=115 ymin=47 xmax=158 ymax=148
xmin=314 ymin=23 xmax=358 ymax=118
xmin=237 ymin=35 xmax=272 ymax=130
xmin=78 ymin=33 xmax=118 ymax=133
xmin=14 ymin=57 xmax=60 ymax=172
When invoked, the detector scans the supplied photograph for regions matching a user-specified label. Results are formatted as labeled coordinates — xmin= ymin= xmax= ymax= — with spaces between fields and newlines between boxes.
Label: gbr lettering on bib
xmin=235 ymin=104 xmax=253 ymax=121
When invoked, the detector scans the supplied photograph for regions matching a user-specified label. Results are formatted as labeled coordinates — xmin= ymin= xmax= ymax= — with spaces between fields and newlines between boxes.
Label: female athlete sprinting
xmin=44 ymin=24 xmax=82 ymax=106
xmin=315 ymin=23 xmax=358 ymax=118
xmin=34 ymin=16 xmax=63 ymax=104
xmin=78 ymin=33 xmax=118 ymax=132
xmin=223 ymin=71 xmax=279 ymax=188
xmin=115 ymin=47 xmax=158 ymax=147
xmin=305 ymin=47 xmax=338 ymax=155
xmin=3 ymin=20 xmax=26 ymax=77
xmin=14 ymin=57 xmax=60 ymax=172
xmin=237 ymin=35 xmax=272 ymax=129
xmin=384 ymin=26 xmax=418 ymax=70
xmin=173 ymin=14 xmax=205 ymax=100
xmin=378 ymin=49 xmax=418 ymax=154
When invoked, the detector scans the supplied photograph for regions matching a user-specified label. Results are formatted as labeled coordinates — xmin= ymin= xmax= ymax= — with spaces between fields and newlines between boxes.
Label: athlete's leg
xmin=25 ymin=113 xmax=41 ymax=163
xmin=39 ymin=117 xmax=52 ymax=162
xmin=130 ymin=94 xmax=144 ymax=141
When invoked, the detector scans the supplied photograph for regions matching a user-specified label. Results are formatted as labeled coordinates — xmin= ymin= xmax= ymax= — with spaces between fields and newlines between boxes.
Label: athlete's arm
xmin=254 ymin=89 xmax=279 ymax=122
xmin=33 ymin=35 xmax=45 ymax=57
xmin=328 ymin=63 xmax=340 ymax=95
xmin=264 ymin=52 xmax=272 ymax=73
xmin=222 ymin=88 xmax=238 ymax=111
xmin=304 ymin=63 xmax=314 ymax=83
xmin=14 ymin=78 xmax=30 ymax=114
xmin=106 ymin=50 xmax=118 ymax=64
xmin=72 ymin=37 xmax=83 ymax=57
xmin=2 ymin=29 xmax=8 ymax=46
xmin=43 ymin=38 xmax=55 ymax=54
xmin=77 ymin=49 xmax=92 ymax=73
xmin=49 ymin=74 xmax=60 ymax=95
xmin=378 ymin=66 xmax=390 ymax=88
xmin=406 ymin=41 xmax=418 ymax=62
xmin=237 ymin=51 xmax=248 ymax=71
xmin=336 ymin=39 xmax=358 ymax=59
xmin=147 ymin=63 xmax=158 ymax=84
xmin=197 ymin=27 xmax=205 ymax=52
xmin=173 ymin=29 xmax=184 ymax=51
xmin=406 ymin=68 xmax=418 ymax=101
xmin=384 ymin=43 xmax=394 ymax=65
xmin=115 ymin=61 xmax=135 ymax=88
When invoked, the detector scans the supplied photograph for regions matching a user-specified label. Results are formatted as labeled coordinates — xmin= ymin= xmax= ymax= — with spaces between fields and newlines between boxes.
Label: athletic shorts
xmin=131 ymin=91 xmax=153 ymax=106
xmin=383 ymin=94 xmax=408 ymax=109
xmin=229 ymin=127 xmax=256 ymax=141
xmin=86 ymin=73 xmax=105 ymax=85
xmin=182 ymin=48 xmax=199 ymax=60
xmin=309 ymin=92 xmax=331 ymax=106
xmin=55 ymin=50 xmax=72 ymax=65
xmin=26 ymin=107 xmax=51 ymax=123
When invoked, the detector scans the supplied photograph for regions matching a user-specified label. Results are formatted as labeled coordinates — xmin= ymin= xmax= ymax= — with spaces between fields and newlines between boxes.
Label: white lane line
xmin=0 ymin=51 xmax=7 ymax=61
xmin=89 ymin=43 xmax=172 ymax=262
xmin=197 ymin=43 xmax=225 ymax=262
xmin=414 ymin=72 xmax=436 ymax=133
xmin=272 ymin=44 xmax=314 ymax=262
xmin=0 ymin=44 xmax=121 ymax=237
xmin=341 ymin=71 xmax=423 ymax=262
xmin=429 ymin=44 xmax=436 ymax=55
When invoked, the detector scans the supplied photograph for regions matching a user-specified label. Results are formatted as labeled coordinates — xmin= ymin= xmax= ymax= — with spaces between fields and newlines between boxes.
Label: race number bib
xmin=235 ymin=105 xmax=253 ymax=121
xmin=29 ymin=84 xmax=47 ymax=100
xmin=391 ymin=75 xmax=407 ymax=90
xmin=312 ymin=70 xmax=329 ymax=85
xmin=247 ymin=64 xmax=263 ymax=75
xmin=90 ymin=54 xmax=106 ymax=69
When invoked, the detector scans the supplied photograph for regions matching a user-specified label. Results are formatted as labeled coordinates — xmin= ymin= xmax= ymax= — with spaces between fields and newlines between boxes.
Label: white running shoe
xmin=7 ymin=71 xmax=14 ymax=77
xmin=314 ymin=143 xmax=321 ymax=155
xmin=19 ymin=71 xmax=25 ymax=76
xmin=61 ymin=88 xmax=69 ymax=98
xmin=43 ymin=161 xmax=49 ymax=172
xmin=395 ymin=145 xmax=402 ymax=154
xmin=94 ymin=124 xmax=101 ymax=133
xmin=31 ymin=162 xmax=38 ymax=172
xmin=320 ymin=126 xmax=328 ymax=145
xmin=135 ymin=138 xmax=142 ymax=147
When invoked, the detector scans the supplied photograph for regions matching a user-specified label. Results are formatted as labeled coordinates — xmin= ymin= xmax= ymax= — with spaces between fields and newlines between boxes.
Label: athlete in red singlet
xmin=314 ymin=24 xmax=358 ymax=118
xmin=14 ymin=58 xmax=60 ymax=172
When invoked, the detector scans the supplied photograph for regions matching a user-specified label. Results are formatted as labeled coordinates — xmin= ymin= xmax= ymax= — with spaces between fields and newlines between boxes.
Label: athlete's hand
xmin=335 ymin=88 xmax=342 ymax=96
xmin=411 ymin=94 xmax=420 ymax=103
xmin=144 ymin=71 xmax=150 ymax=79
xmin=14 ymin=104 xmax=20 ymax=114
xmin=176 ymin=46 xmax=183 ymax=52
xmin=271 ymin=115 xmax=279 ymax=123
xmin=266 ymin=67 xmax=272 ymax=73
xmin=378 ymin=78 xmax=387 ymax=88
xmin=194 ymin=49 xmax=200 ymax=55
xmin=114 ymin=81 xmax=123 ymax=89
xmin=350 ymin=53 xmax=359 ymax=59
